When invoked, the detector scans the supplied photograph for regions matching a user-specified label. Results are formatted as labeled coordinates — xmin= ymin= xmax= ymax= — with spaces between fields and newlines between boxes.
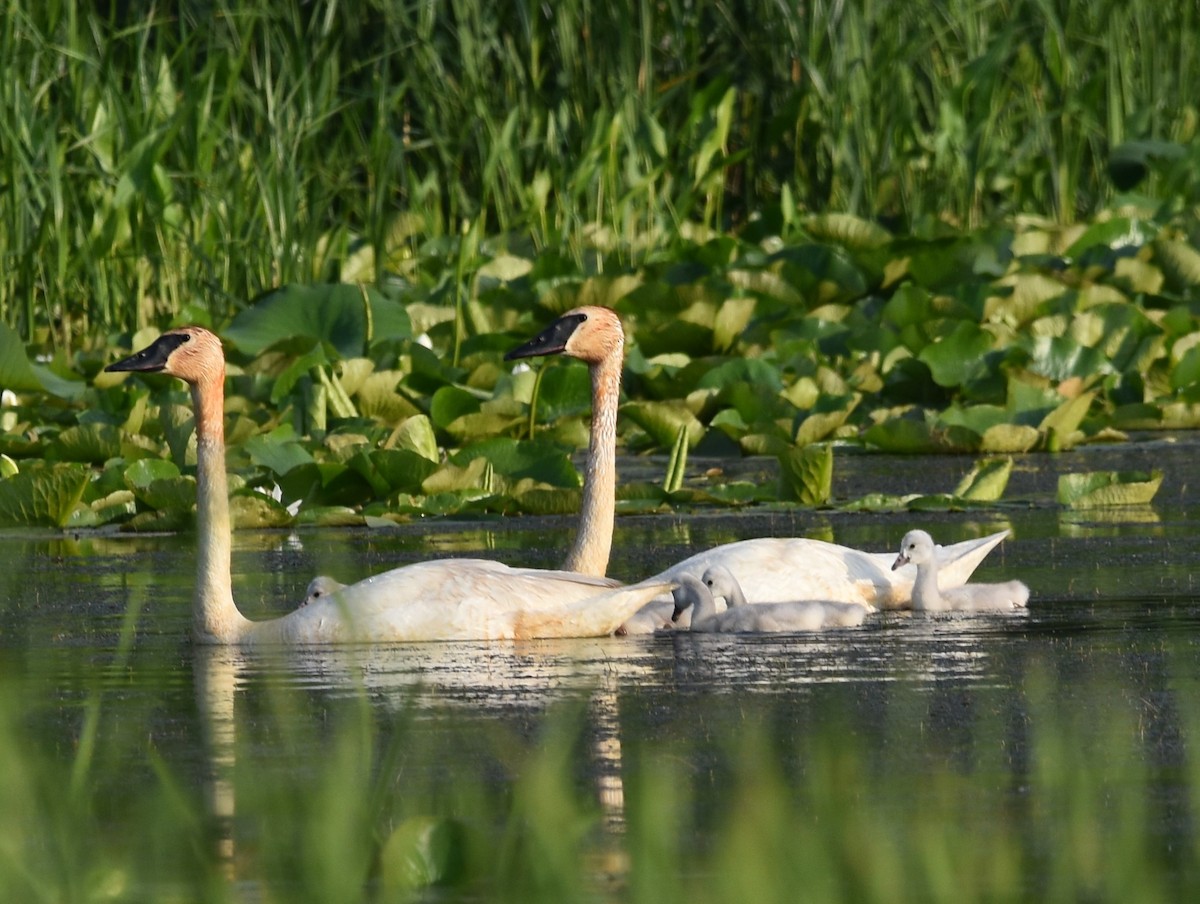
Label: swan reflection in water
xmin=192 ymin=636 xmax=658 ymax=877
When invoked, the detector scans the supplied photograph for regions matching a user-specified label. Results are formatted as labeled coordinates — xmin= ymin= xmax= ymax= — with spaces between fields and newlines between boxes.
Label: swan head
xmin=505 ymin=306 xmax=624 ymax=366
xmin=892 ymin=529 xmax=936 ymax=570
xmin=670 ymin=572 xmax=710 ymax=622
xmin=105 ymin=326 xmax=225 ymax=386
xmin=700 ymin=564 xmax=742 ymax=605
xmin=302 ymin=575 xmax=345 ymax=606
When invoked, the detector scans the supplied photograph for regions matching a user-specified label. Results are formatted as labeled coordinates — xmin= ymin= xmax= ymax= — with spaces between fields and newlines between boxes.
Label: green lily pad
xmin=230 ymin=490 xmax=294 ymax=528
xmin=124 ymin=458 xmax=182 ymax=491
xmin=864 ymin=418 xmax=981 ymax=454
xmin=244 ymin=434 xmax=315 ymax=477
xmin=136 ymin=476 xmax=198 ymax=513
xmin=429 ymin=386 xmax=481 ymax=429
xmin=367 ymin=449 xmax=440 ymax=494
xmin=918 ymin=322 xmax=996 ymax=388
xmin=50 ymin=424 xmax=124 ymax=463
xmin=622 ymin=401 xmax=704 ymax=451
xmin=804 ymin=212 xmax=892 ymax=250
xmin=453 ymin=438 xmax=578 ymax=486
xmin=513 ymin=486 xmax=582 ymax=515
xmin=0 ymin=323 xmax=86 ymax=399
xmin=387 ymin=415 xmax=440 ymax=461
xmin=225 ymin=283 xmax=413 ymax=358
xmin=778 ymin=443 xmax=832 ymax=505
xmin=1171 ymin=345 xmax=1200 ymax=390
xmin=1056 ymin=470 xmax=1164 ymax=508
xmin=979 ymin=424 xmax=1041 ymax=453
xmin=953 ymin=457 xmax=1013 ymax=501
xmin=0 ymin=464 xmax=92 ymax=528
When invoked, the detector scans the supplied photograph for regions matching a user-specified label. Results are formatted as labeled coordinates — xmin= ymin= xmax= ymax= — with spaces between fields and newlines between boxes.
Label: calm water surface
xmin=1 ymin=436 xmax=1198 ymax=894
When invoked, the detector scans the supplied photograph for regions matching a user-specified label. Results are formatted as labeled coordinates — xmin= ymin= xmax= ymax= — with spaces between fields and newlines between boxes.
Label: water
xmin=1 ymin=435 xmax=1198 ymax=898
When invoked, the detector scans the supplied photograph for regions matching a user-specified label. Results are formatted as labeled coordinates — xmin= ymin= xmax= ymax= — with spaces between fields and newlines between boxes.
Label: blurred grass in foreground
xmin=0 ymin=662 xmax=1198 ymax=902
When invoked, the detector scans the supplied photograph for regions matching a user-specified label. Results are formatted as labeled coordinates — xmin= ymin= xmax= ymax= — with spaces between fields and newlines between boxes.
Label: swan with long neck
xmin=500 ymin=313 xmax=1012 ymax=632
xmin=892 ymin=529 xmax=1029 ymax=612
xmin=104 ymin=314 xmax=669 ymax=644
xmin=669 ymin=572 xmax=869 ymax=633
xmin=503 ymin=306 xmax=621 ymax=576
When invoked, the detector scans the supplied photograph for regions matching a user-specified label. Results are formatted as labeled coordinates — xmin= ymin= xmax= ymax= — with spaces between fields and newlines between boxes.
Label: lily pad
xmin=953 ymin=457 xmax=1013 ymax=501
xmin=225 ymin=283 xmax=413 ymax=358
xmin=0 ymin=464 xmax=92 ymax=528
xmin=622 ymin=401 xmax=704 ymax=451
xmin=1056 ymin=470 xmax=1163 ymax=508
xmin=387 ymin=415 xmax=440 ymax=462
xmin=0 ymin=323 xmax=86 ymax=399
xmin=778 ymin=443 xmax=832 ymax=505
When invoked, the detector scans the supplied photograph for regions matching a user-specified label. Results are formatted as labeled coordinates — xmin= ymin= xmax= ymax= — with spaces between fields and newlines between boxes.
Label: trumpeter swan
xmin=504 ymin=305 xmax=623 ymax=577
xmin=669 ymin=572 xmax=869 ymax=633
xmin=892 ymin=529 xmax=1029 ymax=612
xmin=104 ymin=317 xmax=670 ymax=644
xmin=502 ymin=305 xmax=1012 ymax=633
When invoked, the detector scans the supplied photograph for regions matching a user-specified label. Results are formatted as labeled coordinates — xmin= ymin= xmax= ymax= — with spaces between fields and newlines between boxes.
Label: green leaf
xmin=1024 ymin=337 xmax=1111 ymax=382
xmin=124 ymin=458 xmax=182 ymax=490
xmin=244 ymin=434 xmax=315 ymax=477
xmin=712 ymin=297 xmax=757 ymax=351
xmin=51 ymin=424 xmax=123 ymax=463
xmin=1056 ymin=470 xmax=1163 ymax=508
xmin=533 ymin=363 xmax=591 ymax=422
xmin=453 ymin=438 xmax=578 ymax=486
xmin=804 ymin=212 xmax=892 ymax=250
xmin=230 ymin=490 xmax=294 ymax=528
xmin=0 ymin=464 xmax=91 ymax=528
xmin=697 ymin=358 xmax=783 ymax=392
xmin=1038 ymin=392 xmax=1095 ymax=436
xmin=1171 ymin=345 xmax=1200 ymax=390
xmin=225 ymin=283 xmax=413 ymax=358
xmin=864 ymin=418 xmax=981 ymax=454
xmin=429 ymin=386 xmax=481 ymax=429
xmin=388 ymin=415 xmax=440 ymax=461
xmin=368 ymin=449 xmax=440 ymax=494
xmin=918 ymin=322 xmax=996 ymax=387
xmin=979 ymin=424 xmax=1040 ymax=453
xmin=1153 ymin=239 xmax=1200 ymax=289
xmin=0 ymin=323 xmax=85 ymax=399
xmin=953 ymin=457 xmax=1012 ymax=501
xmin=136 ymin=476 xmax=198 ymax=513
xmin=778 ymin=443 xmax=832 ymax=505
xmin=622 ymin=401 xmax=704 ymax=451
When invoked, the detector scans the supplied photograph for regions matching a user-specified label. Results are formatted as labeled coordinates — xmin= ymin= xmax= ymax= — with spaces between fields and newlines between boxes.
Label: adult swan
xmin=499 ymin=310 xmax=1008 ymax=631
xmin=104 ymin=316 xmax=669 ymax=644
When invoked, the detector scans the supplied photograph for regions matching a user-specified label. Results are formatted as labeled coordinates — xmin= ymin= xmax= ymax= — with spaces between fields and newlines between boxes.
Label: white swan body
xmin=105 ymin=315 xmax=669 ymax=644
xmin=702 ymin=564 xmax=872 ymax=627
xmin=617 ymin=529 xmax=1011 ymax=633
xmin=669 ymin=573 xmax=868 ymax=633
xmin=892 ymin=529 xmax=1029 ymax=612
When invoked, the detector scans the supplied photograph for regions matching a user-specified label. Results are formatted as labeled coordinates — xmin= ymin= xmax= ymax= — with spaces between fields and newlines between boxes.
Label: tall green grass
xmin=1 ymin=0 xmax=1197 ymax=346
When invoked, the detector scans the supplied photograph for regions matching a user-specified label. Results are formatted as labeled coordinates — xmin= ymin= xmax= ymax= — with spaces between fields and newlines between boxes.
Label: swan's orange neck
xmin=191 ymin=362 xmax=251 ymax=643
xmin=562 ymin=348 xmax=620 ymax=577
